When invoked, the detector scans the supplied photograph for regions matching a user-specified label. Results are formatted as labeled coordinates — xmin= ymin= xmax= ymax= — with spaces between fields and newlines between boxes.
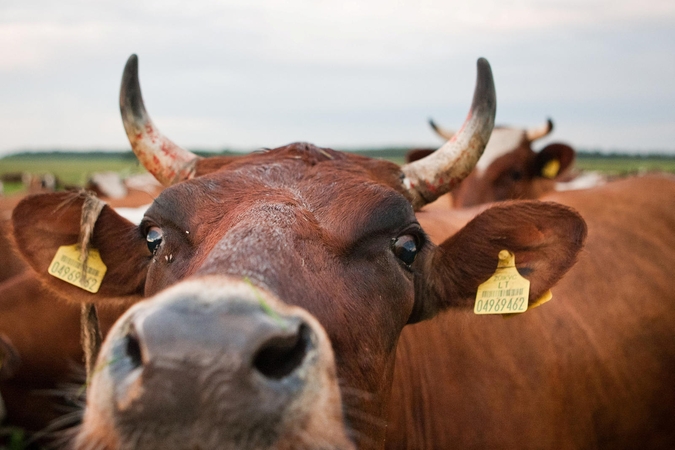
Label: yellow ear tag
xmin=542 ymin=159 xmax=560 ymax=179
xmin=48 ymin=244 xmax=107 ymax=293
xmin=474 ymin=250 xmax=529 ymax=314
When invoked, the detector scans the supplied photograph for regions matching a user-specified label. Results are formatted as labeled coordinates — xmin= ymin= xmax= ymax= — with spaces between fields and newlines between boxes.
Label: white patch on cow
xmin=124 ymin=173 xmax=162 ymax=194
xmin=89 ymin=172 xmax=128 ymax=199
xmin=476 ymin=128 xmax=526 ymax=172
xmin=114 ymin=204 xmax=151 ymax=225
xmin=555 ymin=171 xmax=606 ymax=191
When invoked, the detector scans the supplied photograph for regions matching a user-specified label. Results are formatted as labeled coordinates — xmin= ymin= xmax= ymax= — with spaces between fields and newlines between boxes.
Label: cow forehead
xmin=476 ymin=128 xmax=527 ymax=172
xmin=143 ymin=145 xmax=416 ymax=249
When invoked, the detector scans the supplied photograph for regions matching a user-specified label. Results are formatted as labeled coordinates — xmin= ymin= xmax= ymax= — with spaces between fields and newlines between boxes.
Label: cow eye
xmin=511 ymin=170 xmax=523 ymax=181
xmin=146 ymin=227 xmax=163 ymax=255
xmin=391 ymin=235 xmax=418 ymax=266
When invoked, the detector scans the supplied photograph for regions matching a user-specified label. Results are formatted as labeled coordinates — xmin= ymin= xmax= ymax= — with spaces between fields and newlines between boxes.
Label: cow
xmin=0 ymin=190 xmax=162 ymax=435
xmin=0 ymin=272 xmax=128 ymax=432
xmin=14 ymin=55 xmax=675 ymax=449
xmin=0 ymin=181 xmax=162 ymax=433
xmin=8 ymin=55 xmax=591 ymax=448
xmin=408 ymin=118 xmax=584 ymax=208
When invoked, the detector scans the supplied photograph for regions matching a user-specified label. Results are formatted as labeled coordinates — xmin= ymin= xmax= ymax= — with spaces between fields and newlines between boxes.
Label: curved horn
xmin=402 ymin=58 xmax=496 ymax=210
xmin=525 ymin=118 xmax=554 ymax=142
xmin=428 ymin=118 xmax=455 ymax=141
xmin=120 ymin=55 xmax=199 ymax=186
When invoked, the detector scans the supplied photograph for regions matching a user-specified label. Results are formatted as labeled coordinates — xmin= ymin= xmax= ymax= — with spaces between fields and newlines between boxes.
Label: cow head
xmin=11 ymin=56 xmax=586 ymax=448
xmin=417 ymin=118 xmax=575 ymax=206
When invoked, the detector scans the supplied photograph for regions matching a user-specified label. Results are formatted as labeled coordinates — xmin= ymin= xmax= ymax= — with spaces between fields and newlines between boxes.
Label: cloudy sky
xmin=1 ymin=0 xmax=674 ymax=157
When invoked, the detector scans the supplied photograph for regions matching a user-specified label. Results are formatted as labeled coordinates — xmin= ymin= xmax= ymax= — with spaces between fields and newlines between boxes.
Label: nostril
xmin=124 ymin=325 xmax=143 ymax=370
xmin=253 ymin=323 xmax=313 ymax=380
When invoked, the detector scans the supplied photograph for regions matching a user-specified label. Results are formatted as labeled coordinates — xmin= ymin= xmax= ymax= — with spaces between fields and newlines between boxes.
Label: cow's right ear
xmin=12 ymin=192 xmax=149 ymax=305
xmin=410 ymin=200 xmax=586 ymax=322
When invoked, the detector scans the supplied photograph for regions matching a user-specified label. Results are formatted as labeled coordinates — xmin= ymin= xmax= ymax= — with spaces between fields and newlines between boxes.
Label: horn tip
xmin=546 ymin=117 xmax=554 ymax=132
xmin=123 ymin=54 xmax=139 ymax=80
xmin=471 ymin=57 xmax=496 ymax=117
xmin=120 ymin=53 xmax=145 ymax=123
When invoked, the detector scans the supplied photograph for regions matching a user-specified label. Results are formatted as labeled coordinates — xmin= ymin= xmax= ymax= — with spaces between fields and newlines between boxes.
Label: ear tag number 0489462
xmin=474 ymin=250 xmax=530 ymax=315
xmin=48 ymin=244 xmax=107 ymax=293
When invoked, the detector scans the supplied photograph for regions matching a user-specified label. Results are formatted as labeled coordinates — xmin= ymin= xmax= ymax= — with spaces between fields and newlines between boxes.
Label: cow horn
xmin=402 ymin=58 xmax=496 ymax=210
xmin=120 ymin=55 xmax=199 ymax=186
xmin=525 ymin=118 xmax=554 ymax=142
xmin=428 ymin=118 xmax=455 ymax=141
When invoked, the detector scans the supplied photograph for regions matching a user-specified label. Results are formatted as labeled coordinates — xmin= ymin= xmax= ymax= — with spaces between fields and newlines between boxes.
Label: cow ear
xmin=533 ymin=143 xmax=575 ymax=179
xmin=12 ymin=192 xmax=149 ymax=305
xmin=410 ymin=201 xmax=586 ymax=322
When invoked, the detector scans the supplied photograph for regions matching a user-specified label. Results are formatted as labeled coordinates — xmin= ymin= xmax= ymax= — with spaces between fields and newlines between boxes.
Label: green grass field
xmin=1 ymin=150 xmax=675 ymax=196
xmin=575 ymin=155 xmax=675 ymax=176
xmin=0 ymin=154 xmax=145 ymax=184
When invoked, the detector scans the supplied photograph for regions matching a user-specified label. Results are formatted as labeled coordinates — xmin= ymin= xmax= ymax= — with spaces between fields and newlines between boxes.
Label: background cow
xmin=0 ymin=175 xmax=162 ymax=434
xmin=409 ymin=118 xmax=587 ymax=208
xmin=0 ymin=273 xmax=127 ymax=432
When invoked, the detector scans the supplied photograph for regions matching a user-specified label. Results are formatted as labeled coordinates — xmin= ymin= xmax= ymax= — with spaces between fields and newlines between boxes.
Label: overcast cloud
xmin=1 ymin=0 xmax=674 ymax=156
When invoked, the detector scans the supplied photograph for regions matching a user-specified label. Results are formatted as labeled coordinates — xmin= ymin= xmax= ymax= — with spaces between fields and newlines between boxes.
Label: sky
xmin=1 ymin=0 xmax=674 ymax=157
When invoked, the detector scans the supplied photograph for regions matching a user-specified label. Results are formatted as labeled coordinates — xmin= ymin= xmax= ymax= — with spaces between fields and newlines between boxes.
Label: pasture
xmin=1 ymin=150 xmax=675 ymax=196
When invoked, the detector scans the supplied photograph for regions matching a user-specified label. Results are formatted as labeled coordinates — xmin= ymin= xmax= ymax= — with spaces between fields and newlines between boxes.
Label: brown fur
xmin=0 ymin=272 xmax=126 ymax=431
xmin=0 ymin=196 xmax=28 ymax=283
xmin=387 ymin=175 xmax=675 ymax=448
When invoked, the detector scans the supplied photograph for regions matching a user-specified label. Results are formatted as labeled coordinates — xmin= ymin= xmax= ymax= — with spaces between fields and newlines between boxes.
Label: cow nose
xmin=121 ymin=323 xmax=143 ymax=371
xmin=253 ymin=321 xmax=312 ymax=380
xmin=103 ymin=282 xmax=327 ymax=420
xmin=119 ymin=308 xmax=313 ymax=382
xmin=77 ymin=276 xmax=353 ymax=450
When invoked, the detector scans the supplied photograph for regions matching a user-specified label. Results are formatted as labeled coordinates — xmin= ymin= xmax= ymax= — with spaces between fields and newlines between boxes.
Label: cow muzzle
xmin=75 ymin=276 xmax=353 ymax=450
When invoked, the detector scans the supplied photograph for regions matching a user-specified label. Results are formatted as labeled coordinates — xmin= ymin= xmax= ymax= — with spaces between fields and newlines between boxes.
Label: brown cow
xmin=0 ymin=272 xmax=128 ymax=432
xmin=0 ymin=184 xmax=161 ymax=434
xmin=409 ymin=118 xmax=581 ymax=208
xmin=9 ymin=55 xmax=588 ymax=448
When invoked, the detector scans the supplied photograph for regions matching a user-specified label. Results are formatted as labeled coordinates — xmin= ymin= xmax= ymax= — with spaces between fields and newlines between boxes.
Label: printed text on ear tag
xmin=474 ymin=250 xmax=529 ymax=314
xmin=48 ymin=244 xmax=107 ymax=293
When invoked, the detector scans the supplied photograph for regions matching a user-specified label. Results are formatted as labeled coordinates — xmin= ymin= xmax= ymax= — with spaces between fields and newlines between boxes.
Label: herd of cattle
xmin=0 ymin=55 xmax=674 ymax=449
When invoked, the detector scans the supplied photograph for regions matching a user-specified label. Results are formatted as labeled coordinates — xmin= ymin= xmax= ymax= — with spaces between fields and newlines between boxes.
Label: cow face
xmin=452 ymin=139 xmax=576 ymax=207
xmin=11 ymin=56 xmax=586 ymax=448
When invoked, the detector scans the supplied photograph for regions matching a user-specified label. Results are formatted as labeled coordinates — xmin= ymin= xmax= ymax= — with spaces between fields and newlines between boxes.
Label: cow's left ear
xmin=410 ymin=201 xmax=586 ymax=322
xmin=533 ymin=143 xmax=575 ymax=179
